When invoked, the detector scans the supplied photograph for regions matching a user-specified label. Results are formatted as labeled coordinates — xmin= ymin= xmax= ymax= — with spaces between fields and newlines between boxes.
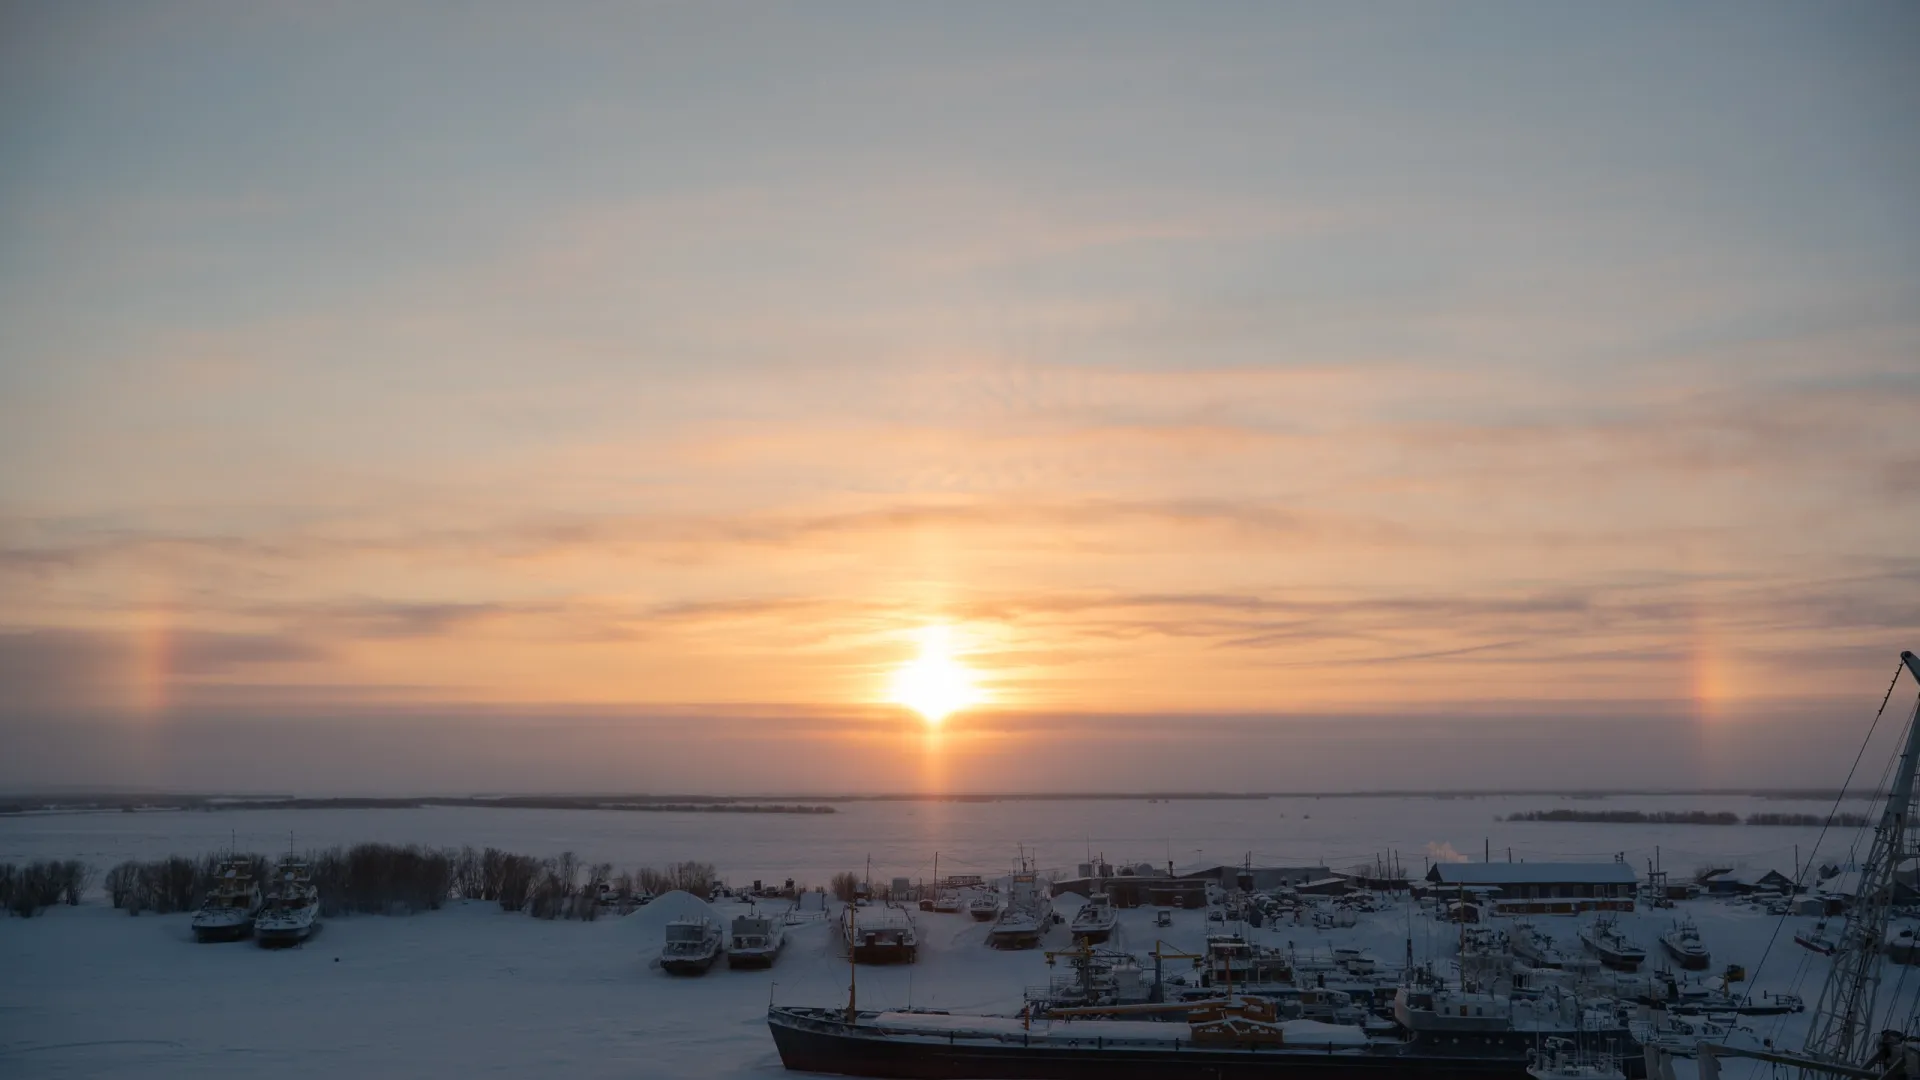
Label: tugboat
xmin=1658 ymin=917 xmax=1709 ymax=971
xmin=1579 ymin=915 xmax=1646 ymax=972
xmin=729 ymin=907 xmax=787 ymax=969
xmin=1068 ymin=893 xmax=1116 ymax=945
xmin=191 ymin=859 xmax=262 ymax=942
xmin=660 ymin=916 xmax=724 ymax=974
xmin=254 ymin=856 xmax=320 ymax=947
xmin=987 ymin=869 xmax=1051 ymax=950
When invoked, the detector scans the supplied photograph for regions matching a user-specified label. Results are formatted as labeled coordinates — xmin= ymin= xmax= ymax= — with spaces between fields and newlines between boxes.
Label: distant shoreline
xmin=0 ymin=787 xmax=1877 ymax=815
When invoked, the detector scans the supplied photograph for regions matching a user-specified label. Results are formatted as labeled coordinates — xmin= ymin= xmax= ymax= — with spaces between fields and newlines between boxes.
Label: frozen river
xmin=0 ymin=794 xmax=1874 ymax=1079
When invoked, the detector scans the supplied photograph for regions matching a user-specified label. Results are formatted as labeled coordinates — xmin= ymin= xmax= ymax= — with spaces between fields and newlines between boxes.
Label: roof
xmin=1710 ymin=868 xmax=1791 ymax=887
xmin=1428 ymin=862 xmax=1638 ymax=886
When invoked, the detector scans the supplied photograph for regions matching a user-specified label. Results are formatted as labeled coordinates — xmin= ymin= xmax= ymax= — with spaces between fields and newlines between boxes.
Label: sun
xmin=889 ymin=625 xmax=984 ymax=724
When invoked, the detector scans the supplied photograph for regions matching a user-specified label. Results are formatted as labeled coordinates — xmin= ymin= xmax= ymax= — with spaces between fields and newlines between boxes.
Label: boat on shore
xmin=191 ymin=859 xmax=262 ymax=943
xmin=968 ymin=890 xmax=1000 ymax=922
xmin=767 ymin=996 xmax=1644 ymax=1079
xmin=988 ymin=868 xmax=1051 ymax=950
xmin=1510 ymin=920 xmax=1566 ymax=969
xmin=1657 ymin=918 xmax=1709 ymax=971
xmin=729 ymin=909 xmax=787 ymax=969
xmin=1579 ymin=916 xmax=1645 ymax=972
xmin=848 ymin=905 xmax=918 ymax=965
xmin=661 ymin=916 xmax=724 ymax=974
xmin=1068 ymin=894 xmax=1115 ymax=944
xmin=254 ymin=856 xmax=320 ymax=948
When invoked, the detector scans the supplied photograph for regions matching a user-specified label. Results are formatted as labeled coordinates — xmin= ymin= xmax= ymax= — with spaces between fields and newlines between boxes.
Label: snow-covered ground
xmin=0 ymin=796 xmax=1878 ymax=1078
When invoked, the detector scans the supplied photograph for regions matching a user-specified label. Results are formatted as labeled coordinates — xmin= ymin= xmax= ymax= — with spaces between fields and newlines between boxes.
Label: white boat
xmin=191 ymin=859 xmax=262 ymax=943
xmin=1068 ymin=893 xmax=1116 ymax=944
xmin=987 ymin=870 xmax=1051 ymax=950
xmin=967 ymin=890 xmax=1000 ymax=922
xmin=1658 ymin=916 xmax=1709 ymax=970
xmin=660 ymin=916 xmax=723 ymax=974
xmin=727 ymin=910 xmax=786 ymax=968
xmin=931 ymin=888 xmax=963 ymax=914
xmin=254 ymin=856 xmax=320 ymax=948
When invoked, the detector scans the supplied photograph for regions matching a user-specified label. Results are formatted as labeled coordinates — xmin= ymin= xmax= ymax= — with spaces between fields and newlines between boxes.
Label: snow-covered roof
xmin=1710 ymin=868 xmax=1791 ymax=887
xmin=1429 ymin=862 xmax=1637 ymax=886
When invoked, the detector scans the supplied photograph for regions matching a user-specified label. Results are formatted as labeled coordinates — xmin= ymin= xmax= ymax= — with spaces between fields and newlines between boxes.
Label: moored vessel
xmin=1657 ymin=917 xmax=1708 ymax=971
xmin=660 ymin=916 xmax=724 ymax=974
xmin=729 ymin=908 xmax=787 ymax=968
xmin=1067 ymin=893 xmax=1115 ymax=945
xmin=254 ymin=856 xmax=320 ymax=947
xmin=1578 ymin=916 xmax=1645 ymax=972
xmin=191 ymin=859 xmax=262 ymax=943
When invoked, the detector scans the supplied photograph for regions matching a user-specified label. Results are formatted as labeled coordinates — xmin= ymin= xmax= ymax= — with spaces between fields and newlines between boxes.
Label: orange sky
xmin=1 ymin=6 xmax=1916 ymax=791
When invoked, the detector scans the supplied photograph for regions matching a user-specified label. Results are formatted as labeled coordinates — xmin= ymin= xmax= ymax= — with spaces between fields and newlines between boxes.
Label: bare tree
xmin=830 ymin=871 xmax=861 ymax=903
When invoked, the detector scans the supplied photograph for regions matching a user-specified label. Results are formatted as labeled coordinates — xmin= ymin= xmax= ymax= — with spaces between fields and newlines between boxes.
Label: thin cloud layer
xmin=1 ymin=5 xmax=1917 ymax=791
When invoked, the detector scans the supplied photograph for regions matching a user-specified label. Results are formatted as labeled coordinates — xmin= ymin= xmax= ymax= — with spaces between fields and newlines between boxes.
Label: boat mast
xmin=1801 ymin=650 xmax=1920 ymax=1070
xmin=845 ymin=901 xmax=858 ymax=1022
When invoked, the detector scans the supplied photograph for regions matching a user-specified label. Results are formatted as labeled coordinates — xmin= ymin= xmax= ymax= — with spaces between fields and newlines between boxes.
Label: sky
xmin=2 ymin=3 xmax=1917 ymax=794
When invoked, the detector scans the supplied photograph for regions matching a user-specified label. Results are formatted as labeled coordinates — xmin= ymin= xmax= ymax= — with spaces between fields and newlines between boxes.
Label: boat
xmin=1527 ymin=1035 xmax=1626 ymax=1079
xmin=1067 ymin=894 xmax=1115 ymax=944
xmin=931 ymin=889 xmax=963 ymax=914
xmin=767 ymin=996 xmax=1646 ymax=1079
xmin=848 ymin=905 xmax=918 ymax=964
xmin=1510 ymin=920 xmax=1566 ymax=969
xmin=1657 ymin=917 xmax=1709 ymax=970
xmin=1578 ymin=915 xmax=1645 ymax=972
xmin=968 ymin=890 xmax=1001 ymax=922
xmin=1794 ymin=922 xmax=1838 ymax=955
xmin=729 ymin=909 xmax=787 ymax=969
xmin=191 ymin=859 xmax=262 ymax=943
xmin=660 ymin=916 xmax=724 ymax=974
xmin=253 ymin=856 xmax=320 ymax=948
xmin=987 ymin=869 xmax=1051 ymax=950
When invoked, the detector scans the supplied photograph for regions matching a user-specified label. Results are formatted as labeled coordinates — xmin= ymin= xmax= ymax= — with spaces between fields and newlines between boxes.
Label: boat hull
xmin=970 ymin=909 xmax=998 ymax=922
xmin=1069 ymin=924 xmax=1113 ymax=945
xmin=256 ymin=920 xmax=317 ymax=948
xmin=767 ymin=1009 xmax=1641 ymax=1080
xmin=730 ymin=948 xmax=781 ymax=969
xmin=988 ymin=928 xmax=1043 ymax=950
xmin=192 ymin=920 xmax=252 ymax=943
xmin=662 ymin=951 xmax=721 ymax=975
xmin=851 ymin=943 xmax=917 ymax=965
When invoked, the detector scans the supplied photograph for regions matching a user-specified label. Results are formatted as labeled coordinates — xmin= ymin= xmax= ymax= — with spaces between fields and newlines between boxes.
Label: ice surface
xmin=0 ymin=796 xmax=1872 ymax=1078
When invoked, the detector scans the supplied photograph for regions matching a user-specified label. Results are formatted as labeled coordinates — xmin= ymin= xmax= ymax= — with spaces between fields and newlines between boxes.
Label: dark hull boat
xmin=766 ymin=1006 xmax=1643 ymax=1080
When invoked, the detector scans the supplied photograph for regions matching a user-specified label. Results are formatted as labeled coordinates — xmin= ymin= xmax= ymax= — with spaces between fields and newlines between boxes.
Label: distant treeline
xmin=5 ymin=842 xmax=735 ymax=922
xmin=0 ymin=796 xmax=833 ymax=815
xmin=1509 ymin=809 xmax=1873 ymax=827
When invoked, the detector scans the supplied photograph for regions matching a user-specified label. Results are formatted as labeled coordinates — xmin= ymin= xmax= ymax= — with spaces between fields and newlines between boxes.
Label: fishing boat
xmin=254 ymin=856 xmax=320 ymax=947
xmin=729 ymin=909 xmax=787 ymax=969
xmin=932 ymin=889 xmax=963 ymax=914
xmin=191 ymin=859 xmax=262 ymax=943
xmin=660 ymin=916 xmax=724 ymax=974
xmin=1510 ymin=920 xmax=1567 ymax=969
xmin=1067 ymin=893 xmax=1116 ymax=944
xmin=1657 ymin=917 xmax=1709 ymax=970
xmin=1578 ymin=915 xmax=1645 ymax=972
xmin=987 ymin=868 xmax=1051 ymax=950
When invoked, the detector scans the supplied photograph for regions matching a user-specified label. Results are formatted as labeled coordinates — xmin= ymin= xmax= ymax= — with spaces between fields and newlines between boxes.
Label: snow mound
xmin=617 ymin=890 xmax=722 ymax=950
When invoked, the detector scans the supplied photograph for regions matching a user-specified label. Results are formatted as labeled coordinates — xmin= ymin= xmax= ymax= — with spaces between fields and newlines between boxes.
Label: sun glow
xmin=890 ymin=625 xmax=984 ymax=724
